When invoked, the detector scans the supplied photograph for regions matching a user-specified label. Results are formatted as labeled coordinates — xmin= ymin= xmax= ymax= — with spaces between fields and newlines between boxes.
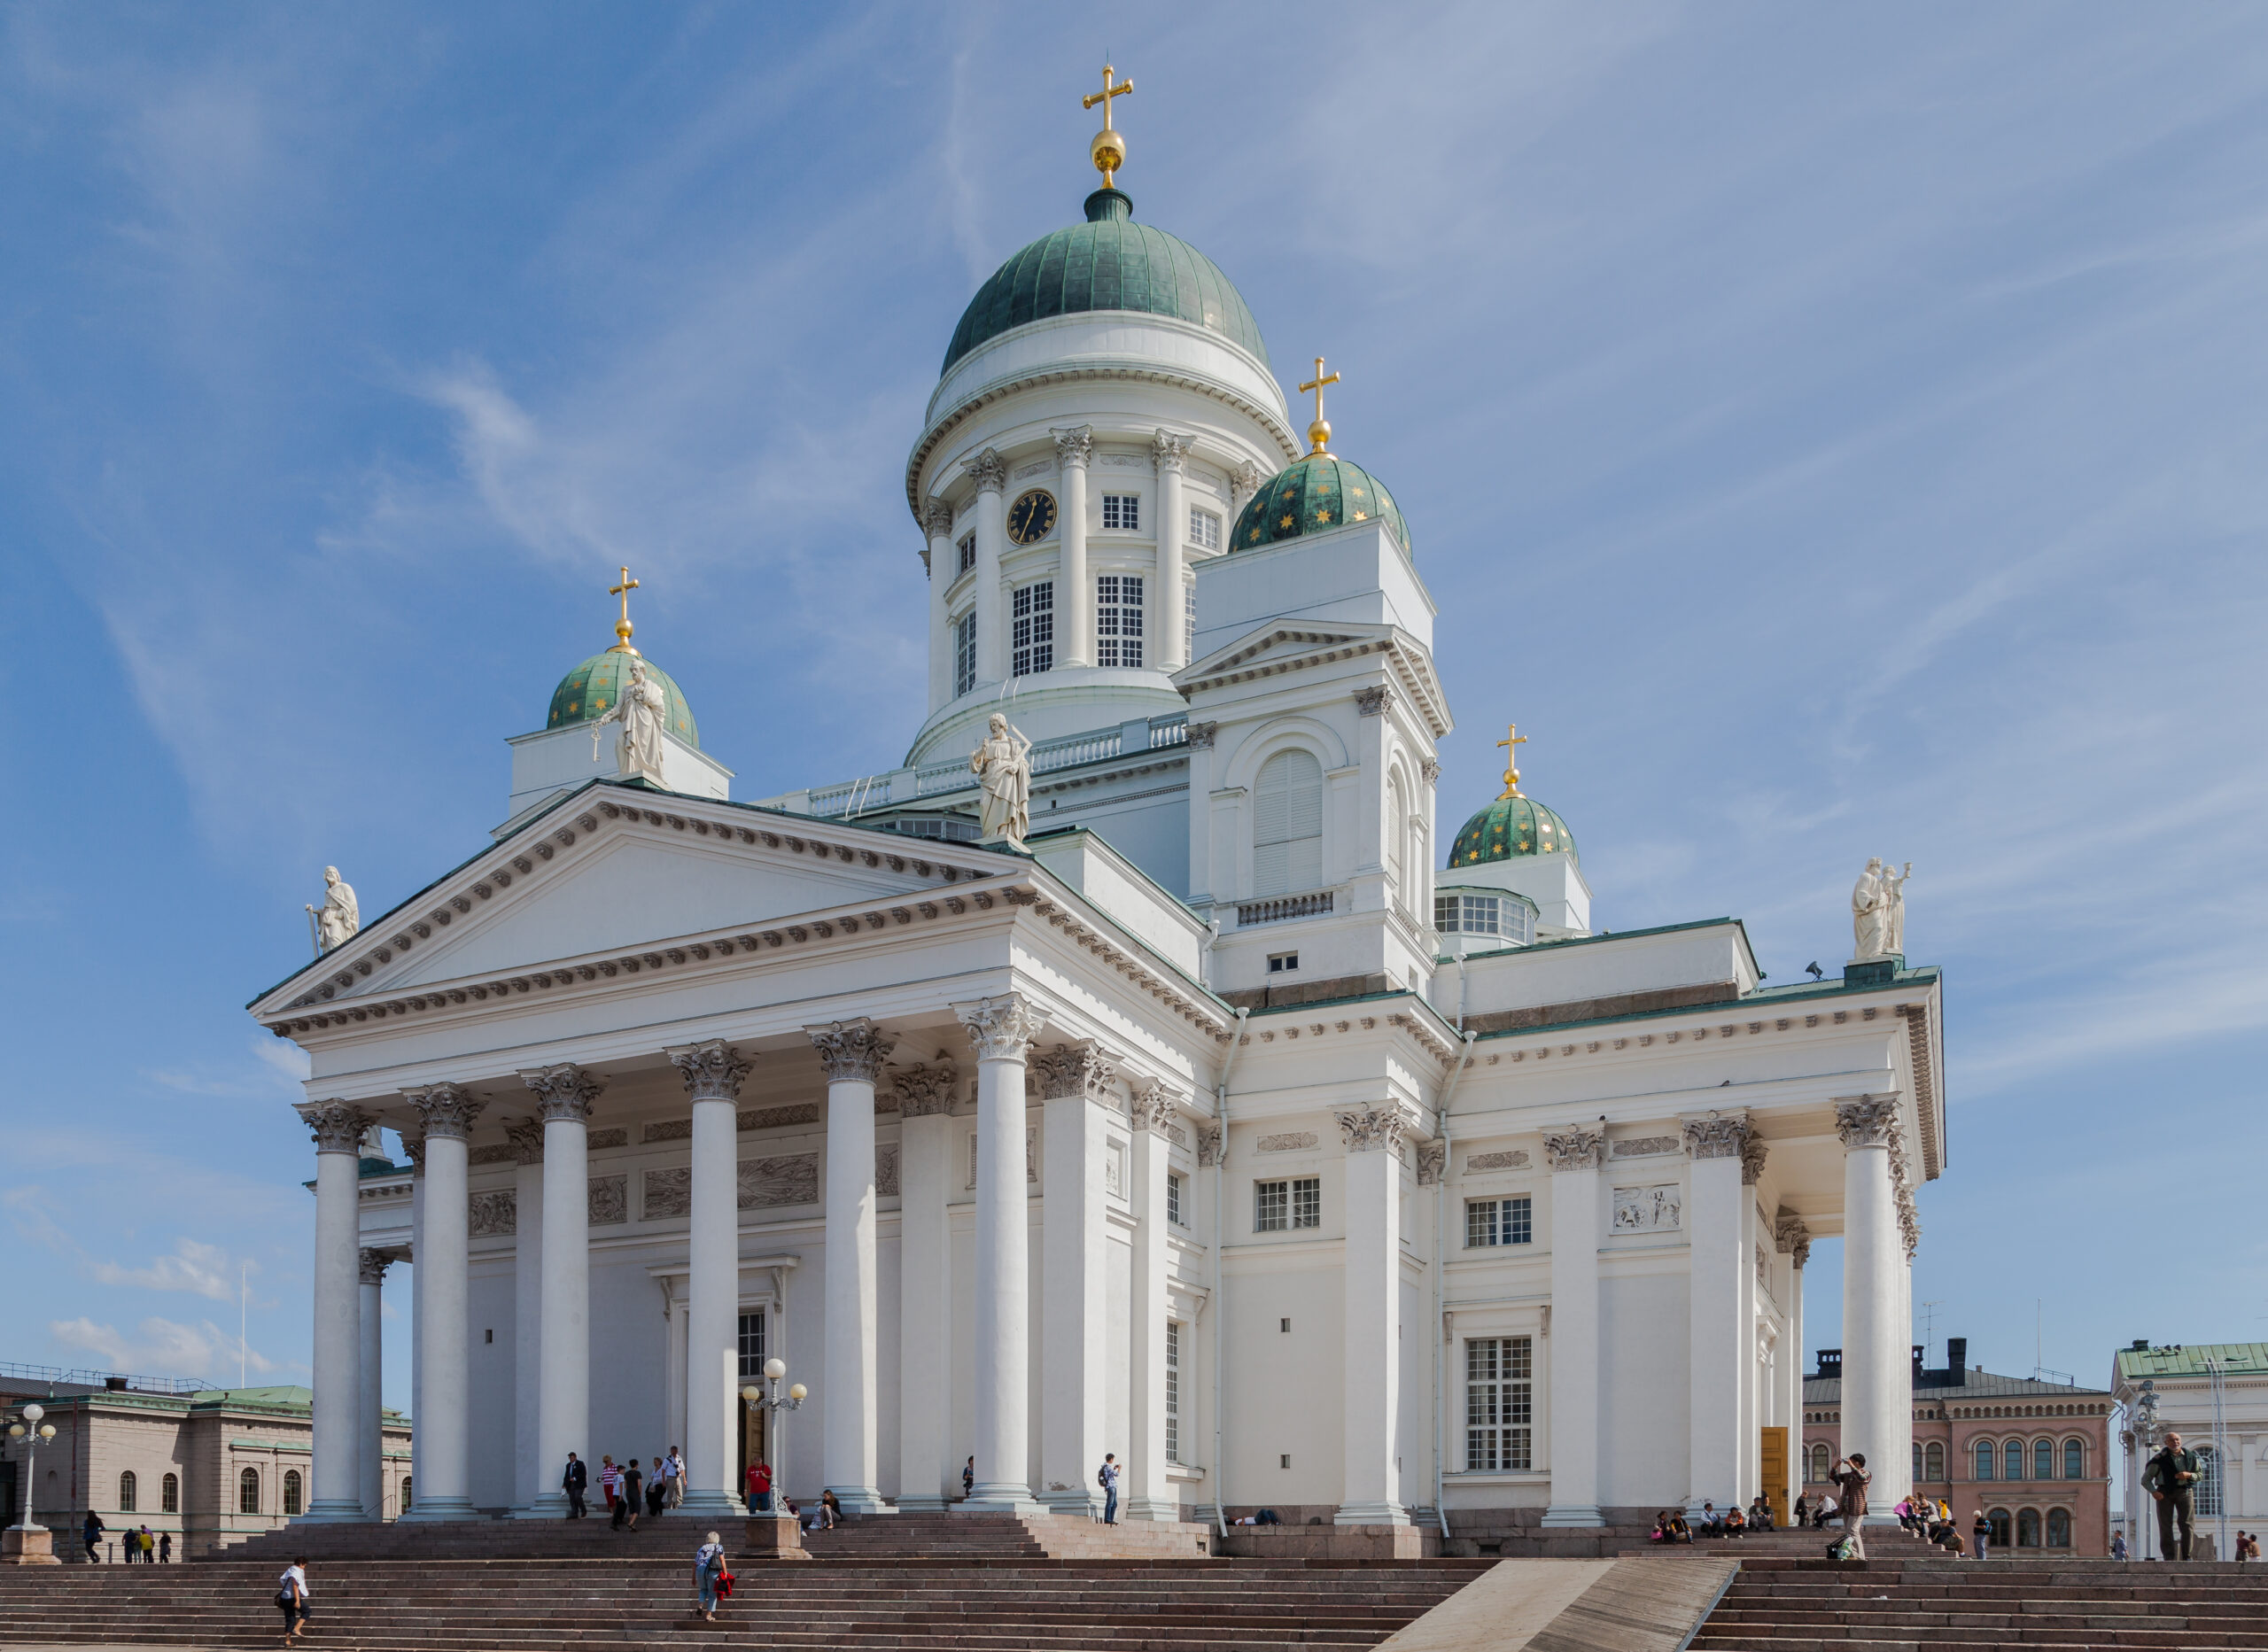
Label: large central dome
xmin=942 ymin=189 xmax=1268 ymax=376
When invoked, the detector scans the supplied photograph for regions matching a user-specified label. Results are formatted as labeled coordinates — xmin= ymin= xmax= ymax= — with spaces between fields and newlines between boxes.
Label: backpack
xmin=1098 ymin=1465 xmax=1108 ymax=1487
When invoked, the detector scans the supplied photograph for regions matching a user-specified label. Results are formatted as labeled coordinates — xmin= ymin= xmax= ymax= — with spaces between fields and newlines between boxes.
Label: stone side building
xmin=2111 ymin=1340 xmax=2268 ymax=1562
xmin=1802 ymin=1339 xmax=2113 ymax=1555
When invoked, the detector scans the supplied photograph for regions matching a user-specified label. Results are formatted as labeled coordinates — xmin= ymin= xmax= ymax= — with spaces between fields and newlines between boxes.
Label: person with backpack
xmin=1829 ymin=1454 xmax=1870 ymax=1560
xmin=276 ymin=1556 xmax=311 ymax=1642
xmin=692 ymin=1532 xmax=726 ymax=1623
xmin=1098 ymin=1454 xmax=1120 ymax=1525
xmin=81 ymin=1509 xmax=105 ymax=1563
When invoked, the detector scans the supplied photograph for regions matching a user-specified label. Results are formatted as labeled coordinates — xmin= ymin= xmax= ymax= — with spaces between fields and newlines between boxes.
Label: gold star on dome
xmin=1279 ymin=515 xmax=1295 ymax=529
xmin=1354 ymin=510 xmax=1368 ymax=521
xmin=1315 ymin=510 xmax=1331 ymax=524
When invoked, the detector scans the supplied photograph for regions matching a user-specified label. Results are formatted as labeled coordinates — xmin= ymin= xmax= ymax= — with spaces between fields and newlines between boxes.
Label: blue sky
xmin=4 ymin=4 xmax=2264 ymax=1432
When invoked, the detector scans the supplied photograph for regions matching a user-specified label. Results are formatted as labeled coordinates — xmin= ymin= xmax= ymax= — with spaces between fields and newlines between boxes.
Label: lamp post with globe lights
xmin=3 ymin=1405 xmax=62 ymax=1565
xmin=739 ymin=1360 xmax=804 ymax=1501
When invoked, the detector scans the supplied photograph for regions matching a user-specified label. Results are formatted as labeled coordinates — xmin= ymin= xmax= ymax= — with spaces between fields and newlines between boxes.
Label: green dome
xmin=1449 ymin=795 xmax=1578 ymax=867
xmin=546 ymin=650 xmax=700 ymax=748
xmin=1231 ymin=452 xmax=1411 ymax=558
xmin=942 ymin=190 xmax=1269 ymax=375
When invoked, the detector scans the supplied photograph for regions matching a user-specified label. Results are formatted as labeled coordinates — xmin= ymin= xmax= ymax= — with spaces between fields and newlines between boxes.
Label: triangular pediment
xmin=1175 ymin=621 xmax=1450 ymax=737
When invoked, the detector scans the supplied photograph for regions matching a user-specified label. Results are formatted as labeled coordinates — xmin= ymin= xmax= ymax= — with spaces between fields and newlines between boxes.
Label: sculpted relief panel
xmin=739 ymin=1153 xmax=819 ymax=1209
xmin=1612 ymin=1183 xmax=1682 ymax=1232
xmin=469 ymin=1191 xmax=516 ymax=1237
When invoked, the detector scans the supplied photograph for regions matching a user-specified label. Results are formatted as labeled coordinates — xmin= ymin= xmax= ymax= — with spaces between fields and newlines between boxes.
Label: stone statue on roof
xmin=592 ymin=656 xmax=668 ymax=786
xmin=307 ymin=865 xmax=360 ymax=955
xmin=1852 ymin=857 xmax=1912 ymax=961
xmin=971 ymin=713 xmax=1034 ymax=849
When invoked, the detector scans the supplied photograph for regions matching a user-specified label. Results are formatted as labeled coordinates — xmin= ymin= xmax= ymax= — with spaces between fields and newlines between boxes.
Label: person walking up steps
xmin=561 ymin=1451 xmax=588 ymax=1519
xmin=276 ymin=1556 xmax=310 ymax=1644
xmin=1099 ymin=1454 xmax=1120 ymax=1524
xmin=2143 ymin=1431 xmax=2202 ymax=1561
xmin=692 ymin=1531 xmax=726 ymax=1623
xmin=81 ymin=1509 xmax=104 ymax=1563
xmin=1829 ymin=1454 xmax=1871 ymax=1560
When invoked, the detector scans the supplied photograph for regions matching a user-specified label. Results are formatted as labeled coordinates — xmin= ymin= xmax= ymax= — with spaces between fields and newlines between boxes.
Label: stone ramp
xmin=1371 ymin=1557 xmax=1736 ymax=1652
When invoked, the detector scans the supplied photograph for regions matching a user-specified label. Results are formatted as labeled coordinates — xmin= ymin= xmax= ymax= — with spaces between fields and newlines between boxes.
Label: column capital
xmin=504 ymin=1118 xmax=546 ymax=1165
xmin=1416 ymin=1140 xmax=1448 ymax=1186
xmin=805 ymin=1020 xmax=896 ymax=1084
xmin=1542 ymin=1128 xmax=1605 ymax=1172
xmin=921 ymin=500 xmax=955 ymax=539
xmin=1126 ymin=1077 xmax=1182 ymax=1136
xmin=666 ymin=1039 xmax=750 ymax=1103
xmin=955 ymin=994 xmax=1043 ymax=1062
xmin=409 ymin=1083 xmax=485 ymax=1142
xmin=1229 ymin=457 xmax=1266 ymax=514
xmin=1896 ymin=1187 xmax=1921 ymax=1258
xmin=1354 ymin=685 xmax=1391 ymax=717
xmin=1835 ymin=1095 xmax=1899 ymax=1150
xmin=1740 ymin=1133 xmax=1769 ymax=1186
xmin=1682 ymin=1109 xmax=1751 ymax=1161
xmin=520 ymin=1062 xmax=605 ymax=1123
xmin=1052 ymin=425 xmax=1093 ymax=468
xmin=1335 ymin=1104 xmax=1410 ymax=1154
xmin=297 ymin=1099 xmax=373 ymax=1155
xmin=1774 ymin=1208 xmax=1812 ymax=1268
xmin=400 ymin=1129 xmax=425 ymax=1172
xmin=1184 ymin=720 xmax=1217 ymax=750
xmin=889 ymin=1061 xmax=959 ymax=1117
xmin=358 ymin=1248 xmax=394 ymax=1287
xmin=1029 ymin=1041 xmax=1116 ymax=1103
xmin=1151 ymin=428 xmax=1192 ymax=472
xmin=966 ymin=447 xmax=1007 ymax=493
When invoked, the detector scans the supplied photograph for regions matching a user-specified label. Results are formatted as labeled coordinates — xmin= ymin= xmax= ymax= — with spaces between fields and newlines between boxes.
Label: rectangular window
xmin=1465 ymin=1337 xmax=1534 ymax=1471
xmin=1255 ymin=1179 xmax=1288 ymax=1231
xmin=1166 ymin=1171 xmax=1185 ymax=1227
xmin=1291 ymin=1176 xmax=1320 ymax=1229
xmin=1164 ymin=1321 xmax=1182 ymax=1463
xmin=1102 ymin=492 xmax=1139 ymax=531
xmin=954 ymin=610 xmax=977 ymax=697
xmin=1465 ymin=1196 xmax=1534 ymax=1248
xmin=1267 ymin=951 xmax=1298 ymax=973
xmin=956 ymin=531 xmax=975 ymax=576
xmin=1184 ymin=578 xmax=1196 ymax=662
xmin=1190 ymin=506 xmax=1221 ymax=551
xmin=1012 ymin=580 xmax=1054 ymax=677
xmin=737 ymin=1311 xmax=766 ymax=1380
xmin=1097 ymin=575 xmax=1145 ymax=667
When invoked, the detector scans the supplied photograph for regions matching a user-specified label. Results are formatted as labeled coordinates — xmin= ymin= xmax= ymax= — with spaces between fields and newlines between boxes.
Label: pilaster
xmin=1153 ymin=430 xmax=1191 ymax=671
xmin=967 ymin=449 xmax=1007 ymax=687
xmin=1541 ymin=1128 xmax=1604 ymax=1527
xmin=924 ymin=500 xmax=955 ymax=711
xmin=1125 ymin=1080 xmax=1180 ymax=1521
xmin=1054 ymin=428 xmax=1092 ymax=667
xmin=1335 ymin=1104 xmax=1410 ymax=1525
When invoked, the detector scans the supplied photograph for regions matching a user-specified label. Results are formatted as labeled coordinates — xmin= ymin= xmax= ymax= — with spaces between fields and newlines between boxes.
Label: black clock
xmin=1006 ymin=489 xmax=1058 ymax=545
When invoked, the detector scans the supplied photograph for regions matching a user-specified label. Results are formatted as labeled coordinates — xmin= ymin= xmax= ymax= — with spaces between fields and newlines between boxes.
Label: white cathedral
xmin=252 ymin=91 xmax=1946 ymax=1540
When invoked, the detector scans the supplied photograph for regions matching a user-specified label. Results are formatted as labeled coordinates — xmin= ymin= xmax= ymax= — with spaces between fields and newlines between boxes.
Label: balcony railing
xmin=800 ymin=713 xmax=1189 ymax=818
xmin=1235 ymin=889 xmax=1335 ymax=927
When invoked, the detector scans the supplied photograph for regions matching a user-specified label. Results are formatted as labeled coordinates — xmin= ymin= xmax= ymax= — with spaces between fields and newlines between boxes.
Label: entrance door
xmin=1759 ymin=1427 xmax=1789 ymax=1524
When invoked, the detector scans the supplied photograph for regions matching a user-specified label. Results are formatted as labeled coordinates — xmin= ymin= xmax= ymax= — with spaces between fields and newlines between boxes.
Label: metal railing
xmin=0 ymin=1361 xmax=213 ymax=1395
xmin=804 ymin=713 xmax=1191 ymax=817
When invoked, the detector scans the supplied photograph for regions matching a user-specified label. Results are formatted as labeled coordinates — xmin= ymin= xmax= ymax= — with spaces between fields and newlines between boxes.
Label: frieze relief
xmin=740 ymin=1153 xmax=819 ymax=1208
xmin=588 ymin=1175 xmax=628 ymax=1225
xmin=1612 ymin=1183 xmax=1682 ymax=1232
xmin=1612 ymin=1136 xmax=1678 ymax=1159
xmin=1465 ymin=1149 xmax=1530 ymax=1172
xmin=643 ymin=1167 xmax=691 ymax=1220
xmin=468 ymin=1191 xmax=516 ymax=1237
xmin=1255 ymin=1131 xmax=1318 ymax=1153
xmin=877 ymin=1143 xmax=901 ymax=1199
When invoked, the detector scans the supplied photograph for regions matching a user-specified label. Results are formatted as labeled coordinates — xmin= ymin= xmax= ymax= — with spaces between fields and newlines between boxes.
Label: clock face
xmin=1006 ymin=489 xmax=1058 ymax=546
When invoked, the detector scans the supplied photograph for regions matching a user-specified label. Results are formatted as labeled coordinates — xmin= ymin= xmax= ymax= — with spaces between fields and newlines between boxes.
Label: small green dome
xmin=942 ymin=189 xmax=1269 ymax=375
xmin=1231 ymin=452 xmax=1411 ymax=558
xmin=1449 ymin=795 xmax=1578 ymax=867
xmin=546 ymin=650 xmax=700 ymax=748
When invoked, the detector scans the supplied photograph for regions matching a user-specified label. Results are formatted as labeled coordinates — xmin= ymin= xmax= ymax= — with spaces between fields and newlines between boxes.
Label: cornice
xmin=1232 ymin=999 xmax=1459 ymax=1073
xmin=1177 ymin=624 xmax=1449 ymax=739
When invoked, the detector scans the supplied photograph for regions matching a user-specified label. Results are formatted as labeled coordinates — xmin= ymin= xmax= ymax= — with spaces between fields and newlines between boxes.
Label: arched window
xmin=283 ymin=1470 xmax=303 ymax=1516
xmin=2003 ymin=1440 xmax=2024 ymax=1481
xmin=2062 ymin=1439 xmax=2084 ymax=1480
xmin=2033 ymin=1439 xmax=2054 ymax=1481
xmin=2047 ymin=1507 xmax=2072 ymax=1547
xmin=161 ymin=1473 xmax=179 ymax=1514
xmin=118 ymin=1471 xmax=136 ymax=1513
xmin=1924 ymin=1441 xmax=1946 ymax=1482
xmin=238 ymin=1467 xmax=260 ymax=1514
xmin=1912 ymin=1442 xmax=1922 ymax=1482
xmin=400 ymin=1475 xmax=413 ymax=1514
xmin=1808 ymin=1442 xmax=1830 ymax=1482
xmin=1253 ymin=749 xmax=1324 ymax=897
xmin=2016 ymin=1507 xmax=2043 ymax=1547
xmin=1975 ymin=1440 xmax=1997 ymax=1480
xmin=1988 ymin=1508 xmax=2013 ymax=1548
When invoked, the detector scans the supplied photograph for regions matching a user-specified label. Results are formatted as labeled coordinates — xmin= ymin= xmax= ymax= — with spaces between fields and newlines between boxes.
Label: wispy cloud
xmin=90 ymin=1237 xmax=253 ymax=1304
xmin=50 ymin=1316 xmax=279 ymax=1381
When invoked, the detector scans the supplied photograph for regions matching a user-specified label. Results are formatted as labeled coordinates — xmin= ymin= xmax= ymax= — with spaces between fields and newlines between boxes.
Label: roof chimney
xmin=1946 ymin=1338 xmax=1967 ymax=1384
xmin=1816 ymin=1348 xmax=1842 ymax=1381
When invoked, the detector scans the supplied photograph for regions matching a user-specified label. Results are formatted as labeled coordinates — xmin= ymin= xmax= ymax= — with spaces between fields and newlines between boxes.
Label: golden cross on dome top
xmin=1299 ymin=356 xmax=1341 ymax=455
xmin=1495 ymin=723 xmax=1528 ymax=799
xmin=608 ymin=565 xmax=641 ymax=654
xmin=1083 ymin=64 xmax=1133 ymax=186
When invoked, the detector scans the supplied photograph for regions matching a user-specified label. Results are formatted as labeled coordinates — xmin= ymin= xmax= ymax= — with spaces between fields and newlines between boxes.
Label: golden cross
xmin=1083 ymin=64 xmax=1133 ymax=186
xmin=1495 ymin=723 xmax=1527 ymax=799
xmin=1298 ymin=356 xmax=1341 ymax=454
xmin=609 ymin=565 xmax=641 ymax=654
xmin=1084 ymin=62 xmax=1132 ymax=124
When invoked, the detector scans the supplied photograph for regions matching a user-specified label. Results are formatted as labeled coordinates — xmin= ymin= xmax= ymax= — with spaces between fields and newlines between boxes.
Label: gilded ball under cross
xmin=1091 ymin=127 xmax=1126 ymax=177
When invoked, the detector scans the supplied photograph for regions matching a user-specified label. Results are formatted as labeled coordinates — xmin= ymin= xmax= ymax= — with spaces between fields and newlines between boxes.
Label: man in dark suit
xmin=562 ymin=1452 xmax=588 ymax=1519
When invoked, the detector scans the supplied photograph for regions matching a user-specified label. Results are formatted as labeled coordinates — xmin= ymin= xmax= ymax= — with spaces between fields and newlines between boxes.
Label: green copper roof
xmin=1230 ymin=452 xmax=1411 ymax=557
xmin=2114 ymin=1342 xmax=2268 ymax=1382
xmin=943 ymin=189 xmax=1269 ymax=375
xmin=1449 ymin=795 xmax=1578 ymax=867
xmin=546 ymin=650 xmax=699 ymax=749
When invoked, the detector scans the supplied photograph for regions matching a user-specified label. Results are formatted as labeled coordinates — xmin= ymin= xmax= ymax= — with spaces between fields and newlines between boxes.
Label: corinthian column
xmin=517 ymin=1066 xmax=602 ymax=1518
xmin=967 ymin=449 xmax=1007 ymax=688
xmin=1336 ymin=1104 xmax=1411 ymax=1525
xmin=1037 ymin=1041 xmax=1116 ymax=1516
xmin=1542 ymin=1128 xmax=1605 ymax=1527
xmin=808 ymin=1018 xmax=897 ymax=1515
xmin=1837 ymin=1096 xmax=1902 ymax=1525
xmin=1775 ymin=1210 xmax=1812 ymax=1516
xmin=358 ymin=1248 xmax=391 ymax=1520
xmin=297 ymin=1099 xmax=371 ymax=1523
xmin=1054 ymin=427 xmax=1092 ymax=667
xmin=402 ymin=1131 xmax=424 ymax=1509
xmin=1684 ymin=1111 xmax=1751 ymax=1516
xmin=1125 ymin=1081 xmax=1179 ymax=1522
xmin=892 ymin=1063 xmax=959 ymax=1509
xmin=667 ymin=1040 xmax=750 ymax=1518
xmin=954 ymin=993 xmax=1045 ymax=1513
xmin=923 ymin=501 xmax=956 ymax=711
xmin=402 ymin=1084 xmax=484 ymax=1520
xmin=505 ymin=1119 xmax=544 ymax=1515
xmin=1153 ymin=430 xmax=1192 ymax=671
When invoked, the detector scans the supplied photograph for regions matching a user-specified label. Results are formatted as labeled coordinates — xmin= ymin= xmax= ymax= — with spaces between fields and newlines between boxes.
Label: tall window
xmin=1097 ymin=575 xmax=1144 ymax=667
xmin=1190 ymin=506 xmax=1221 ymax=551
xmin=1184 ymin=578 xmax=1196 ymax=663
xmin=1253 ymin=749 xmax=1324 ymax=897
xmin=1809 ymin=1442 xmax=1831 ymax=1483
xmin=2197 ymin=1446 xmax=2222 ymax=1517
xmin=1012 ymin=581 xmax=1054 ymax=677
xmin=283 ymin=1470 xmax=304 ymax=1516
xmin=1254 ymin=1177 xmax=1319 ymax=1231
xmin=2004 ymin=1441 xmax=2024 ymax=1482
xmin=2048 ymin=1507 xmax=2073 ymax=1546
xmin=2033 ymin=1439 xmax=2054 ymax=1481
xmin=1164 ymin=1321 xmax=1182 ymax=1463
xmin=161 ymin=1473 xmax=179 ymax=1514
xmin=1102 ymin=493 xmax=1139 ymax=531
xmin=400 ymin=1476 xmax=413 ymax=1513
xmin=1913 ymin=1442 xmax=1922 ymax=1482
xmin=1975 ymin=1439 xmax=1997 ymax=1480
xmin=1988 ymin=1508 xmax=2012 ymax=1548
xmin=2062 ymin=1439 xmax=2084 ymax=1480
xmin=1924 ymin=1441 xmax=1946 ymax=1482
xmin=956 ymin=531 xmax=975 ymax=576
xmin=1166 ymin=1171 xmax=1185 ymax=1227
xmin=953 ymin=611 xmax=976 ymax=697
xmin=2016 ymin=1507 xmax=2042 ymax=1547
xmin=238 ymin=1468 xmax=260 ymax=1515
xmin=738 ymin=1311 xmax=767 ymax=1380
xmin=1386 ymin=774 xmax=1408 ymax=911
xmin=1464 ymin=1337 xmax=1533 ymax=1471
xmin=1465 ymin=1197 xmax=1533 ymax=1248
xmin=118 ymin=1471 xmax=136 ymax=1513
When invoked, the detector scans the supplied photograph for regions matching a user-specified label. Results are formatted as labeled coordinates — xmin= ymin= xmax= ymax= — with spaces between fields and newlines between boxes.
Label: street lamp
xmin=5 ymin=1405 xmax=60 ymax=1561
xmin=739 ymin=1360 xmax=805 ymax=1515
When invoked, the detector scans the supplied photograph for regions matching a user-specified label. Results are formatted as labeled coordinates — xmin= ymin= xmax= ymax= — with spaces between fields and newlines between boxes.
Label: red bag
xmin=715 ymin=1571 xmax=734 ymax=1598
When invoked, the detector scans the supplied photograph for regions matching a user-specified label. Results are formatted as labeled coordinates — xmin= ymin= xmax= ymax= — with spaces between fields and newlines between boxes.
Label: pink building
xmin=1802 ymin=1338 xmax=2113 ymax=1555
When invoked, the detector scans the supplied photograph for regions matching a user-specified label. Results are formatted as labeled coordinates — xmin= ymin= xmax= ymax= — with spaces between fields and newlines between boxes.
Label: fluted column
xmin=924 ymin=501 xmax=956 ymax=711
xmin=809 ymin=1019 xmax=897 ymax=1515
xmin=297 ymin=1100 xmax=371 ymax=1524
xmin=893 ymin=1064 xmax=959 ymax=1509
xmin=1153 ymin=430 xmax=1191 ymax=671
xmin=1837 ymin=1096 xmax=1902 ymax=1524
xmin=1126 ymin=1082 xmax=1178 ymax=1521
xmin=1037 ymin=1042 xmax=1116 ymax=1516
xmin=967 ymin=449 xmax=1007 ymax=688
xmin=1054 ymin=428 xmax=1092 ymax=667
xmin=1336 ymin=1105 xmax=1411 ymax=1525
xmin=504 ymin=1118 xmax=546 ymax=1514
xmin=358 ymin=1249 xmax=390 ymax=1519
xmin=402 ymin=1084 xmax=483 ymax=1520
xmin=403 ymin=1133 xmax=424 ymax=1511
xmin=955 ymin=993 xmax=1045 ymax=1513
xmin=1542 ymin=1128 xmax=1604 ymax=1526
xmin=667 ymin=1040 xmax=750 ymax=1516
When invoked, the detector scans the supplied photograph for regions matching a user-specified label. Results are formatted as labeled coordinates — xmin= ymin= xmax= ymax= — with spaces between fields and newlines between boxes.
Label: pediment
xmin=1176 ymin=621 xmax=1450 ymax=737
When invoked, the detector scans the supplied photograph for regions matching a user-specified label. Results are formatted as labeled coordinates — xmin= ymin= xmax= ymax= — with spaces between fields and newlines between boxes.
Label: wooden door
xmin=1759 ymin=1426 xmax=1789 ymax=1524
